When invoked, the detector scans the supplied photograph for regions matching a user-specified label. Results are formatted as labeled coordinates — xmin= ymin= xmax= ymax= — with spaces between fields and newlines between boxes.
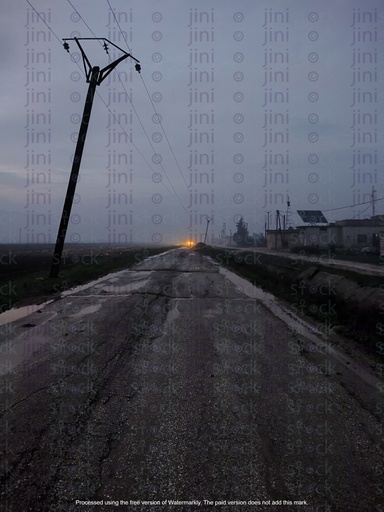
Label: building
xmin=380 ymin=232 xmax=384 ymax=257
xmin=332 ymin=218 xmax=382 ymax=249
xmin=266 ymin=227 xmax=296 ymax=250
xmin=266 ymin=216 xmax=384 ymax=252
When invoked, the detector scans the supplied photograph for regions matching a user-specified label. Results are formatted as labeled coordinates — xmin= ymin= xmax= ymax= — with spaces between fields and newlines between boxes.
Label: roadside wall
xmin=228 ymin=249 xmax=384 ymax=340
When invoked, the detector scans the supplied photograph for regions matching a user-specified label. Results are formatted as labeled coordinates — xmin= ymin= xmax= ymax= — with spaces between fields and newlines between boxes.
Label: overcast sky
xmin=1 ymin=0 xmax=383 ymax=245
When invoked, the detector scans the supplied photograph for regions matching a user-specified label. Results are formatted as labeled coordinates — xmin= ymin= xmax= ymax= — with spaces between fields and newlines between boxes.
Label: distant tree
xmin=233 ymin=216 xmax=254 ymax=247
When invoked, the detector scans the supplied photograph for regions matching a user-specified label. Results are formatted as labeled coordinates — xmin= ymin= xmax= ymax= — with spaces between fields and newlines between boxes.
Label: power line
xmin=67 ymin=0 xmax=100 ymax=41
xmin=95 ymin=92 xmax=182 ymax=202
xmin=25 ymin=0 xmax=62 ymax=44
xmin=69 ymin=0 xmax=189 ymax=214
xmin=65 ymin=1 xmax=177 ymax=195
xmin=66 ymin=48 xmax=180 ymax=200
xmin=140 ymin=75 xmax=190 ymax=189
xmin=77 ymin=64 xmax=181 ymax=203
xmin=26 ymin=0 xmax=185 ymax=207
xmin=106 ymin=0 xmax=132 ymax=52
xmin=322 ymin=196 xmax=384 ymax=212
xmin=111 ymin=72 xmax=188 ymax=208
xmin=106 ymin=0 xmax=190 ymax=190
xmin=350 ymin=203 xmax=371 ymax=220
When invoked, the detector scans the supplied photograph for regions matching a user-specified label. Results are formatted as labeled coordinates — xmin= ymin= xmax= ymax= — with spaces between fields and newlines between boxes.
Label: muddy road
xmin=0 ymin=248 xmax=383 ymax=511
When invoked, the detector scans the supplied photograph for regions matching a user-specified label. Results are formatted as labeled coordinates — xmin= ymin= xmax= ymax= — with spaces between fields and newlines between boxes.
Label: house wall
xmin=266 ymin=231 xmax=282 ymax=250
xmin=266 ymin=230 xmax=296 ymax=250
xmin=341 ymin=226 xmax=378 ymax=247
xmin=266 ymin=224 xmax=382 ymax=251
xmin=295 ymin=227 xmax=339 ymax=248
xmin=380 ymin=232 xmax=384 ymax=256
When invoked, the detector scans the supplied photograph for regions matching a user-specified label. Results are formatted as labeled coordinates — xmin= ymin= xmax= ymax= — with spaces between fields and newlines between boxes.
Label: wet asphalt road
xmin=0 ymin=248 xmax=383 ymax=511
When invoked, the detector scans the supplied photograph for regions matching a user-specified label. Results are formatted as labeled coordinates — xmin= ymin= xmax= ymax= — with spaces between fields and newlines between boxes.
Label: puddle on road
xmin=140 ymin=249 xmax=174 ymax=261
xmin=0 ymin=270 xmax=153 ymax=372
xmin=0 ymin=300 xmax=54 ymax=327
xmin=133 ymin=249 xmax=176 ymax=268
xmin=99 ymin=276 xmax=150 ymax=294
xmin=0 ymin=270 xmax=152 ymax=327
xmin=0 ymin=309 xmax=59 ymax=372
xmin=70 ymin=304 xmax=102 ymax=318
xmin=61 ymin=269 xmax=139 ymax=297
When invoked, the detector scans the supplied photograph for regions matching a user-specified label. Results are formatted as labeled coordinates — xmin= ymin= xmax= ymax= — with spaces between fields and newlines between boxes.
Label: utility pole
xmin=50 ymin=38 xmax=140 ymax=278
xmin=371 ymin=186 xmax=376 ymax=218
xmin=219 ymin=223 xmax=226 ymax=244
xmin=265 ymin=211 xmax=270 ymax=247
xmin=204 ymin=217 xmax=212 ymax=244
xmin=275 ymin=210 xmax=283 ymax=249
xmin=286 ymin=194 xmax=293 ymax=229
xmin=275 ymin=210 xmax=279 ymax=249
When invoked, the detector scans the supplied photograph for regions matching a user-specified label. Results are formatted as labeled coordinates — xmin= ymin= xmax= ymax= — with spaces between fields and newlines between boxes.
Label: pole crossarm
xmin=98 ymin=53 xmax=131 ymax=85
xmin=62 ymin=37 xmax=141 ymax=83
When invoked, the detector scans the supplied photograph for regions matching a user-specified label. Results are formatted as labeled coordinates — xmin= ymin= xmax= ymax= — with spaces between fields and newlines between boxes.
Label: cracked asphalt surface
xmin=0 ymin=248 xmax=383 ymax=511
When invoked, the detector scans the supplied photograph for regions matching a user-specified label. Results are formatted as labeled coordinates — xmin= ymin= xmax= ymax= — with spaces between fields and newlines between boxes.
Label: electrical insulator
xmin=63 ymin=42 xmax=70 ymax=52
xmin=135 ymin=63 xmax=141 ymax=73
xmin=103 ymin=42 xmax=109 ymax=54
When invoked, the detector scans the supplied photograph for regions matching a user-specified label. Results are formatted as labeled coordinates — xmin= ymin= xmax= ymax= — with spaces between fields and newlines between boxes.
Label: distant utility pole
xmin=275 ymin=209 xmax=283 ymax=249
xmin=286 ymin=194 xmax=293 ymax=229
xmin=371 ymin=186 xmax=376 ymax=218
xmin=49 ymin=37 xmax=140 ymax=278
xmin=265 ymin=211 xmax=270 ymax=247
xmin=220 ymin=223 xmax=226 ymax=242
xmin=204 ymin=217 xmax=212 ymax=244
